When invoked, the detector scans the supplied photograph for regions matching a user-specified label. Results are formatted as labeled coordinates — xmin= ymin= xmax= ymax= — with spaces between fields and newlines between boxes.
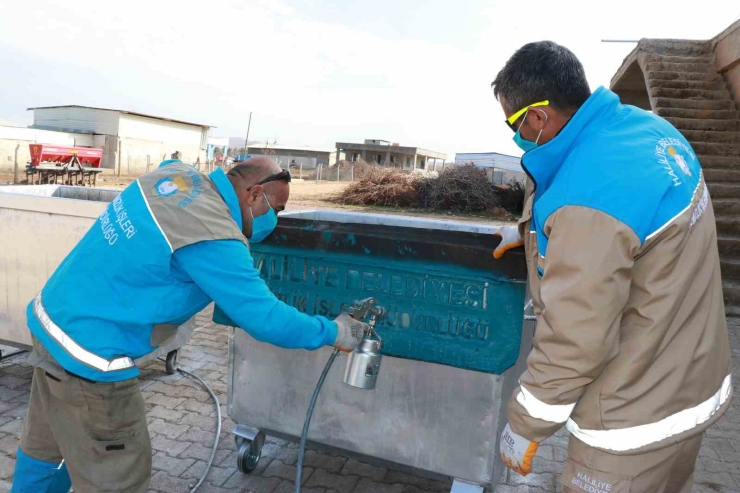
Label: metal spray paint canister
xmin=343 ymin=337 xmax=382 ymax=390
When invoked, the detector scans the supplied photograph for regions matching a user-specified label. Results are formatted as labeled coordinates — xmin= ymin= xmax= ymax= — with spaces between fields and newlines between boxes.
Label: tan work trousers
xmin=19 ymin=339 xmax=151 ymax=493
xmin=562 ymin=434 xmax=703 ymax=493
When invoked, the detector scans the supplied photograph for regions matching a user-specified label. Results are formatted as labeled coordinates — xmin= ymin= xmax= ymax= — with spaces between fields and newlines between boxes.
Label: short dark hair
xmin=492 ymin=41 xmax=591 ymax=115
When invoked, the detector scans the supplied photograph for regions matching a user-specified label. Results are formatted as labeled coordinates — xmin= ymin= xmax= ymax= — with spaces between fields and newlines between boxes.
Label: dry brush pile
xmin=336 ymin=167 xmax=419 ymax=207
xmin=336 ymin=164 xmax=525 ymax=214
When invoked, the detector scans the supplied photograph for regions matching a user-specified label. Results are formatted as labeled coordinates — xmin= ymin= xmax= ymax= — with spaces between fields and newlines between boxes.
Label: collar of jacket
xmin=521 ymin=86 xmax=619 ymax=196
xmin=209 ymin=168 xmax=243 ymax=230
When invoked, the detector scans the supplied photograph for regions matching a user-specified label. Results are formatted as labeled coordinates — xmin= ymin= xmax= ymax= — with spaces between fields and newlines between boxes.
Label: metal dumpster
xmin=215 ymin=210 xmax=532 ymax=490
xmin=0 ymin=184 xmax=194 ymax=371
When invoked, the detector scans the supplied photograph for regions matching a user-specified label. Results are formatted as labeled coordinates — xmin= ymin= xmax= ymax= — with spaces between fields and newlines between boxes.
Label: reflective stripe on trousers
xmin=33 ymin=293 xmax=135 ymax=372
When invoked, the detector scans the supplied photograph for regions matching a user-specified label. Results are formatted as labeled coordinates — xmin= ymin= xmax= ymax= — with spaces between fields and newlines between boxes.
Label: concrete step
xmin=640 ymin=40 xmax=713 ymax=57
xmin=668 ymin=118 xmax=740 ymax=132
xmin=721 ymin=258 xmax=740 ymax=281
xmin=648 ymin=78 xmax=726 ymax=91
xmin=691 ymin=142 xmax=740 ymax=157
xmin=655 ymin=107 xmax=740 ymax=120
xmin=681 ymin=130 xmax=740 ymax=143
xmin=718 ymin=235 xmax=740 ymax=257
xmin=705 ymin=168 xmax=740 ymax=183
xmin=643 ymin=54 xmax=714 ymax=64
xmin=645 ymin=61 xmax=715 ymax=73
xmin=707 ymin=182 xmax=740 ymax=198
xmin=727 ymin=303 xmax=740 ymax=317
xmin=716 ymin=215 xmax=740 ymax=235
xmin=653 ymin=98 xmax=736 ymax=110
xmin=698 ymin=155 xmax=740 ymax=169
xmin=650 ymin=87 xmax=730 ymax=100
xmin=724 ymin=281 xmax=740 ymax=308
xmin=712 ymin=198 xmax=740 ymax=215
xmin=647 ymin=70 xmax=723 ymax=82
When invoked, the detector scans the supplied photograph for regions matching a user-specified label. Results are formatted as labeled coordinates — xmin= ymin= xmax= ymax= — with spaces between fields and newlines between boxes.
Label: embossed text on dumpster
xmin=254 ymin=253 xmax=499 ymax=341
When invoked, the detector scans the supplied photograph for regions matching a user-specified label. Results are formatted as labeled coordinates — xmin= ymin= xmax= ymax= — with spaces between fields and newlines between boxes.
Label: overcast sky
xmin=0 ymin=1 xmax=736 ymax=158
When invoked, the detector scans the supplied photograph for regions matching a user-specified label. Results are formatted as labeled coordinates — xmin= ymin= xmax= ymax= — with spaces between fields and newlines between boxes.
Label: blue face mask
xmin=513 ymin=129 xmax=538 ymax=152
xmin=512 ymin=110 xmax=546 ymax=152
xmin=249 ymin=193 xmax=278 ymax=243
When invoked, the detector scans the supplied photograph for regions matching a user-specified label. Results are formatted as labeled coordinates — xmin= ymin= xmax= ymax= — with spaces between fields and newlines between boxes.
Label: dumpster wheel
xmin=236 ymin=435 xmax=264 ymax=473
xmin=165 ymin=350 xmax=179 ymax=375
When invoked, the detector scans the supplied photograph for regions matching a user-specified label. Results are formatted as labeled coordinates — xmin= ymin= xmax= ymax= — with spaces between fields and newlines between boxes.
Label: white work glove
xmin=333 ymin=313 xmax=368 ymax=352
xmin=500 ymin=423 xmax=539 ymax=476
xmin=493 ymin=226 xmax=523 ymax=259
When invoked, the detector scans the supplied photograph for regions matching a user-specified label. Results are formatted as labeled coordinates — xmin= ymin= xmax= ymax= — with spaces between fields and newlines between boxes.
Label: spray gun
xmin=343 ymin=297 xmax=384 ymax=390
xmin=295 ymin=297 xmax=385 ymax=493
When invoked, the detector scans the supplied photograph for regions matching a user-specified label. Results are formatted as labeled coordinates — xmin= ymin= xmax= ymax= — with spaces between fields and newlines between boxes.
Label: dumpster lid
xmin=282 ymin=210 xmax=508 ymax=235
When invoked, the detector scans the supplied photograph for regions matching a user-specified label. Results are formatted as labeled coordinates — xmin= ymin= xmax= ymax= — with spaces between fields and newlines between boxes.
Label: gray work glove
xmin=333 ymin=312 xmax=368 ymax=352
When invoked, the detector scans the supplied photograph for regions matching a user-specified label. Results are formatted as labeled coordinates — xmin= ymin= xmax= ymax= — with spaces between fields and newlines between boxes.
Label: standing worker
xmin=492 ymin=41 xmax=731 ymax=492
xmin=11 ymin=156 xmax=368 ymax=492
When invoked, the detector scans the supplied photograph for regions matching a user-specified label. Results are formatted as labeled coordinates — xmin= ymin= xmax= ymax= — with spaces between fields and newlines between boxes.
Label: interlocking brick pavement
xmin=0 ymin=313 xmax=737 ymax=492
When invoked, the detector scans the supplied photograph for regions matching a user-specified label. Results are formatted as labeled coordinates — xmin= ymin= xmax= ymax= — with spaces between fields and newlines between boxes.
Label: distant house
xmin=246 ymin=144 xmax=335 ymax=169
xmin=336 ymin=139 xmax=446 ymax=170
xmin=28 ymin=105 xmax=212 ymax=173
xmin=454 ymin=152 xmax=525 ymax=185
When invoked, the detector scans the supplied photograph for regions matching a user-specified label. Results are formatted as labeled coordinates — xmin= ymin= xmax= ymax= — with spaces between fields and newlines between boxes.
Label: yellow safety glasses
xmin=506 ymin=100 xmax=549 ymax=132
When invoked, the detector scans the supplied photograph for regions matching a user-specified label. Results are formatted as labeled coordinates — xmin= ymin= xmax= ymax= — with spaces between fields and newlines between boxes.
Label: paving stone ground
xmin=0 ymin=311 xmax=737 ymax=493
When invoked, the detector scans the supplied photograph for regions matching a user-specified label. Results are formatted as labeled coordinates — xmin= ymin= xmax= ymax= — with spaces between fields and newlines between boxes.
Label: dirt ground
xmin=0 ymin=170 xmax=516 ymax=225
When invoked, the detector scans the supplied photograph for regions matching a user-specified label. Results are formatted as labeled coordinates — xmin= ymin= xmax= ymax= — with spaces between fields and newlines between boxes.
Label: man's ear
xmin=527 ymin=108 xmax=549 ymax=131
xmin=245 ymin=184 xmax=264 ymax=205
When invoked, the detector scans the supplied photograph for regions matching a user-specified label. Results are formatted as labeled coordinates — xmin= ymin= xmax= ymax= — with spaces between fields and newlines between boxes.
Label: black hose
xmin=157 ymin=357 xmax=221 ymax=493
xmin=296 ymin=348 xmax=340 ymax=493
xmin=178 ymin=368 xmax=221 ymax=493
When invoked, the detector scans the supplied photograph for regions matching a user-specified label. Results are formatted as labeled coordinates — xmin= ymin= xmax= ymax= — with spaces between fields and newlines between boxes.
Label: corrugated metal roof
xmin=454 ymin=152 xmax=523 ymax=173
xmin=32 ymin=107 xmax=119 ymax=135
xmin=27 ymin=105 xmax=213 ymax=128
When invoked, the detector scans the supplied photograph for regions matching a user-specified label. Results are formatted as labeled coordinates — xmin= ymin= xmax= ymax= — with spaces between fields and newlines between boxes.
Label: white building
xmin=28 ymin=105 xmax=212 ymax=174
xmin=454 ymin=152 xmax=526 ymax=185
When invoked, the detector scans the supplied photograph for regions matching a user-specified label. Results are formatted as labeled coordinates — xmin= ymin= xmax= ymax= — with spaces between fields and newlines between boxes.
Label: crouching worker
xmin=10 ymin=156 xmax=367 ymax=493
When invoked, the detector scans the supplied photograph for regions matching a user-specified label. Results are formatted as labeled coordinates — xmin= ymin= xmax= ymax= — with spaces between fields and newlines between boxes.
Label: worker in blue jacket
xmin=10 ymin=156 xmax=368 ymax=493
xmin=493 ymin=42 xmax=730 ymax=492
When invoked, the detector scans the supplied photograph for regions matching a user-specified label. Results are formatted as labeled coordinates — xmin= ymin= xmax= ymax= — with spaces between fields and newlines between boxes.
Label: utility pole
xmin=243 ymin=112 xmax=252 ymax=155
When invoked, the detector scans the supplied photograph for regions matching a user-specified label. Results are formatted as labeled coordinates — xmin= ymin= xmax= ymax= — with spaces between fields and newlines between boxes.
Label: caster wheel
xmin=165 ymin=350 xmax=179 ymax=375
xmin=236 ymin=435 xmax=264 ymax=474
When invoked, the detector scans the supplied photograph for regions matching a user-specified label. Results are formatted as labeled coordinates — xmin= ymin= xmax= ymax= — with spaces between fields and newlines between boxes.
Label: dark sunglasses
xmin=256 ymin=169 xmax=292 ymax=186
xmin=245 ymin=170 xmax=292 ymax=192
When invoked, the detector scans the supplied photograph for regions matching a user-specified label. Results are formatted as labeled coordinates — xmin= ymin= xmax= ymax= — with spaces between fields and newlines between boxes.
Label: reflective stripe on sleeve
xmin=33 ymin=293 xmax=135 ymax=372
xmin=567 ymin=374 xmax=732 ymax=452
xmin=516 ymin=384 xmax=577 ymax=423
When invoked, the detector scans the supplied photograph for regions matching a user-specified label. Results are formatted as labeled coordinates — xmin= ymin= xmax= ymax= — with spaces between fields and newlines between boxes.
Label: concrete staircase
xmin=640 ymin=40 xmax=740 ymax=316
